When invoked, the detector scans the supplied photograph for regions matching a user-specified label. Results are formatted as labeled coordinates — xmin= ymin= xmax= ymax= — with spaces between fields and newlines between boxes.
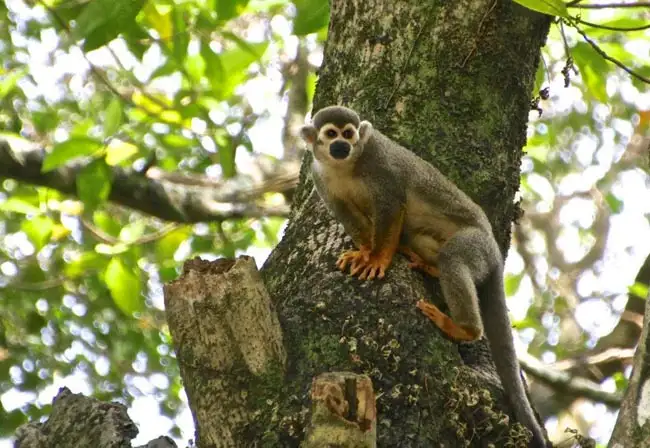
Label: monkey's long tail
xmin=480 ymin=268 xmax=548 ymax=448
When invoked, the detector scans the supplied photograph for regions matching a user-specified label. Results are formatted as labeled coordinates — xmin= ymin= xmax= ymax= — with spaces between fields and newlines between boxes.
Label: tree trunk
xmin=608 ymin=287 xmax=650 ymax=447
xmin=258 ymin=0 xmax=551 ymax=446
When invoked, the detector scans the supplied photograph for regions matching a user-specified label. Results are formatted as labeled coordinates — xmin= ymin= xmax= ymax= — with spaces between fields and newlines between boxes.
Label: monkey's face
xmin=300 ymin=120 xmax=372 ymax=167
xmin=318 ymin=123 xmax=359 ymax=160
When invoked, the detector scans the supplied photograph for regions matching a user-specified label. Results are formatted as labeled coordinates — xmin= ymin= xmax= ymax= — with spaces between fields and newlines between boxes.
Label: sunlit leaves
xmin=293 ymin=0 xmax=329 ymax=35
xmin=104 ymin=258 xmax=143 ymax=316
xmin=172 ymin=8 xmax=189 ymax=62
xmin=142 ymin=1 xmax=173 ymax=40
xmin=572 ymin=42 xmax=609 ymax=102
xmin=216 ymin=0 xmax=250 ymax=22
xmin=0 ymin=69 xmax=26 ymax=99
xmin=22 ymin=215 xmax=54 ymax=251
xmin=0 ymin=196 xmax=40 ymax=215
xmin=106 ymin=140 xmax=139 ymax=166
xmin=73 ymin=0 xmax=146 ymax=51
xmin=203 ymin=41 xmax=269 ymax=99
xmin=629 ymin=282 xmax=649 ymax=300
xmin=156 ymin=227 xmax=191 ymax=261
xmin=76 ymin=159 xmax=113 ymax=210
xmin=41 ymin=138 xmax=104 ymax=172
xmin=184 ymin=52 xmax=207 ymax=84
xmin=104 ymin=98 xmax=123 ymax=138
xmin=512 ymin=0 xmax=568 ymax=18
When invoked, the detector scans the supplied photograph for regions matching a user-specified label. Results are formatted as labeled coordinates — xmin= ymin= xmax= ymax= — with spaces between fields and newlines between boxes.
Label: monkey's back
xmin=366 ymin=131 xmax=492 ymax=233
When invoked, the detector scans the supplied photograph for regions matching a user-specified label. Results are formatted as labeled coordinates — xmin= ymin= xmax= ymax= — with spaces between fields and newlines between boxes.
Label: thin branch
xmin=0 ymin=140 xmax=290 ymax=223
xmin=572 ymin=24 xmax=650 ymax=85
xmin=568 ymin=2 xmax=650 ymax=8
xmin=519 ymin=352 xmax=623 ymax=407
xmin=575 ymin=17 xmax=650 ymax=31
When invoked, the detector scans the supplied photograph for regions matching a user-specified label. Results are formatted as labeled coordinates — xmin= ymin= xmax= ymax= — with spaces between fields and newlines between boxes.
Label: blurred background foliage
xmin=0 ymin=0 xmax=648 ymax=446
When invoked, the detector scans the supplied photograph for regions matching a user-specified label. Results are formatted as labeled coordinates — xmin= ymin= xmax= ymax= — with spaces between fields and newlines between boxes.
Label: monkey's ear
xmin=359 ymin=121 xmax=373 ymax=145
xmin=299 ymin=125 xmax=317 ymax=145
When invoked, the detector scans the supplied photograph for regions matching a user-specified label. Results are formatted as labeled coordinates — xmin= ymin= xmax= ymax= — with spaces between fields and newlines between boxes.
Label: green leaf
xmin=605 ymin=192 xmax=623 ymax=214
xmin=292 ymin=0 xmax=329 ymax=35
xmin=505 ymin=272 xmax=524 ymax=296
xmin=22 ymin=215 xmax=54 ymax=251
xmin=104 ymin=258 xmax=143 ymax=315
xmin=572 ymin=42 xmax=609 ymax=102
xmin=629 ymin=282 xmax=649 ymax=300
xmin=42 ymin=138 xmax=104 ymax=172
xmin=0 ymin=195 xmax=40 ymax=215
xmin=156 ymin=227 xmax=191 ymax=260
xmin=214 ymin=131 xmax=236 ymax=177
xmin=64 ymin=252 xmax=108 ymax=278
xmin=0 ymin=69 xmax=26 ymax=99
xmin=104 ymin=98 xmax=123 ymax=138
xmin=203 ymin=42 xmax=268 ymax=99
xmin=512 ymin=0 xmax=568 ymax=18
xmin=217 ymin=0 xmax=250 ymax=22
xmin=119 ymin=220 xmax=146 ymax=243
xmin=172 ymin=8 xmax=189 ymax=62
xmin=74 ymin=0 xmax=146 ymax=51
xmin=142 ymin=2 xmax=172 ymax=40
xmin=106 ymin=140 xmax=139 ymax=166
xmin=76 ymin=159 xmax=113 ymax=210
xmin=184 ymin=52 xmax=207 ymax=83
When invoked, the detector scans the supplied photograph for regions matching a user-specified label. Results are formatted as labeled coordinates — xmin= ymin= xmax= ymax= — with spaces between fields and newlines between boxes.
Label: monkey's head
xmin=299 ymin=106 xmax=373 ymax=165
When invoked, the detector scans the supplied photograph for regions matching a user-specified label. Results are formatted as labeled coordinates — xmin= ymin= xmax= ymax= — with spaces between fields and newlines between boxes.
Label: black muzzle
xmin=330 ymin=141 xmax=351 ymax=159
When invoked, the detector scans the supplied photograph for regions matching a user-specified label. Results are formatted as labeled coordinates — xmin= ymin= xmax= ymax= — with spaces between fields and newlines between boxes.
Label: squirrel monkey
xmin=300 ymin=106 xmax=548 ymax=448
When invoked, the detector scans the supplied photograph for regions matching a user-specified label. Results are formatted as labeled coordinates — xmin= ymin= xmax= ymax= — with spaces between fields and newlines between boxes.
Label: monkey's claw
xmin=336 ymin=246 xmax=371 ymax=271
xmin=337 ymin=247 xmax=391 ymax=281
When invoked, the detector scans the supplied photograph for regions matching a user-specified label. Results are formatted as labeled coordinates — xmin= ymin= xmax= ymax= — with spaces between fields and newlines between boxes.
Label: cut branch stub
xmin=164 ymin=255 xmax=286 ymax=448
xmin=303 ymin=372 xmax=377 ymax=448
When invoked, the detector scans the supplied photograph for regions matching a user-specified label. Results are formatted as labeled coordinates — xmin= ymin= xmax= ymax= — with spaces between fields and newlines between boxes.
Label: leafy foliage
xmin=0 ymin=0 xmax=327 ymax=441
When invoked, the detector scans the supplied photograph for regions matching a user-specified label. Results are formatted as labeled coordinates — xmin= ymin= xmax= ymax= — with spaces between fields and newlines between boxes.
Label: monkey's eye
xmin=342 ymin=129 xmax=354 ymax=139
xmin=325 ymin=129 xmax=337 ymax=138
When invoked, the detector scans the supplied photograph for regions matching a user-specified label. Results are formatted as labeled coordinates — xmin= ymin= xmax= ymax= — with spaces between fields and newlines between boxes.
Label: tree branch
xmin=571 ymin=23 xmax=650 ymax=84
xmin=575 ymin=17 xmax=650 ymax=31
xmin=568 ymin=2 xmax=650 ymax=8
xmin=0 ymin=140 xmax=290 ymax=223
xmin=519 ymin=352 xmax=623 ymax=407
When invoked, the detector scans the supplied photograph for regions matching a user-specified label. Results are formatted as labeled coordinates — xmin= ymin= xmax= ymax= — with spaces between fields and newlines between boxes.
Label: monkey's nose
xmin=330 ymin=141 xmax=351 ymax=159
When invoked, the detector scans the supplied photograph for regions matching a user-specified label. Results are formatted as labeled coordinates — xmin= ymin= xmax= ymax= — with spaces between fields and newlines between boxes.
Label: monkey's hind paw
xmin=416 ymin=300 xmax=480 ymax=342
xmin=398 ymin=246 xmax=440 ymax=278
xmin=337 ymin=247 xmax=391 ymax=281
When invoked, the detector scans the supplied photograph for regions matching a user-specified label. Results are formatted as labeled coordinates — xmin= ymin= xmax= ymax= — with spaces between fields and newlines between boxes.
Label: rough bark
xmin=14 ymin=387 xmax=177 ymax=448
xmin=608 ymin=287 xmax=650 ymax=447
xmin=259 ymin=0 xmax=551 ymax=446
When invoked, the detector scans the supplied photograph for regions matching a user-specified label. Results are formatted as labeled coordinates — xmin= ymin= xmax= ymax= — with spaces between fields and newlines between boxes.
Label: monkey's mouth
xmin=330 ymin=141 xmax=351 ymax=159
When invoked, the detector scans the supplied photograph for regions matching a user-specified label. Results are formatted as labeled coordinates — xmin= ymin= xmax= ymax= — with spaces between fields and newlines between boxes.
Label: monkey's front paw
xmin=336 ymin=246 xmax=371 ymax=274
xmin=337 ymin=247 xmax=392 ymax=281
